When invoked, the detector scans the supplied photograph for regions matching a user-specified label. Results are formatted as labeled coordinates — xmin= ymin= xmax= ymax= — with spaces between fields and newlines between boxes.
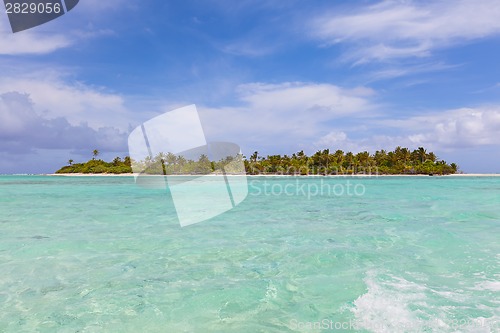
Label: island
xmin=55 ymin=147 xmax=458 ymax=175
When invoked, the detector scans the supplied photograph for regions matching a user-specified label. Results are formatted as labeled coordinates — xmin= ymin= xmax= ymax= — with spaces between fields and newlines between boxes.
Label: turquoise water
xmin=0 ymin=175 xmax=498 ymax=332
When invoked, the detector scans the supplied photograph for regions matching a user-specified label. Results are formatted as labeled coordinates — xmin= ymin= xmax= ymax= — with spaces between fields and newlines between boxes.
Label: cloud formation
xmin=198 ymin=81 xmax=500 ymax=159
xmin=0 ymin=0 xmax=128 ymax=55
xmin=0 ymin=92 xmax=127 ymax=154
xmin=392 ymin=107 xmax=500 ymax=149
xmin=199 ymin=81 xmax=378 ymax=151
xmin=0 ymin=71 xmax=130 ymax=129
xmin=0 ymin=17 xmax=72 ymax=55
xmin=314 ymin=107 xmax=500 ymax=154
xmin=311 ymin=0 xmax=500 ymax=64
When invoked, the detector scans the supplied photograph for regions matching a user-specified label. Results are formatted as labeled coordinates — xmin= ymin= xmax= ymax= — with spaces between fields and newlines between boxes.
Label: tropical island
xmin=55 ymin=147 xmax=458 ymax=175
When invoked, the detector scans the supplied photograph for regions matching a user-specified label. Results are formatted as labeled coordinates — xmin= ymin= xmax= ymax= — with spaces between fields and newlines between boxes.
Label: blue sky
xmin=1 ymin=0 xmax=499 ymax=173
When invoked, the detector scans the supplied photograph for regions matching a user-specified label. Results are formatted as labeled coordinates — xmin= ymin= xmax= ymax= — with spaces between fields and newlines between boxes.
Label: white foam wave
xmin=351 ymin=271 xmax=439 ymax=333
xmin=472 ymin=281 xmax=500 ymax=292
xmin=351 ymin=271 xmax=500 ymax=333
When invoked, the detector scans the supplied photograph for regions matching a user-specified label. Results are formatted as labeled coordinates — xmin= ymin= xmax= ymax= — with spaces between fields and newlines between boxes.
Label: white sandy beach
xmin=44 ymin=173 xmax=500 ymax=177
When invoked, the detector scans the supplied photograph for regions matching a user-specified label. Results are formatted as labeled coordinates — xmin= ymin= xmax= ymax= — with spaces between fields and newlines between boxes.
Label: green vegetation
xmin=130 ymin=152 xmax=245 ymax=175
xmin=56 ymin=156 xmax=132 ymax=174
xmin=55 ymin=146 xmax=458 ymax=175
xmin=245 ymin=147 xmax=458 ymax=175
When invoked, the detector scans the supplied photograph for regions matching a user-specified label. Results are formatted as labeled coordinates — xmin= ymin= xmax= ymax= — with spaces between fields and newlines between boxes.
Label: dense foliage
xmin=245 ymin=147 xmax=458 ymax=175
xmin=56 ymin=156 xmax=132 ymax=174
xmin=56 ymin=146 xmax=458 ymax=175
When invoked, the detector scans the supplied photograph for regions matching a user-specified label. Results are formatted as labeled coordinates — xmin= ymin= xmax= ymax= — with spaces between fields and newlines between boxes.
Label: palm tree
xmin=326 ymin=150 xmax=343 ymax=174
xmin=387 ymin=152 xmax=398 ymax=167
xmin=356 ymin=151 xmax=370 ymax=167
xmin=344 ymin=152 xmax=354 ymax=170
xmin=417 ymin=147 xmax=427 ymax=164
xmin=297 ymin=150 xmax=306 ymax=160
xmin=401 ymin=148 xmax=410 ymax=165
xmin=176 ymin=155 xmax=187 ymax=174
xmin=333 ymin=150 xmax=344 ymax=166
xmin=250 ymin=151 xmax=259 ymax=163
xmin=92 ymin=149 xmax=99 ymax=160
xmin=374 ymin=149 xmax=387 ymax=166
xmin=312 ymin=150 xmax=323 ymax=168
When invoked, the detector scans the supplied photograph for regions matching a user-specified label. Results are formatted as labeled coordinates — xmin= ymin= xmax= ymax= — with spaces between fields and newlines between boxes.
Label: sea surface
xmin=0 ymin=175 xmax=498 ymax=332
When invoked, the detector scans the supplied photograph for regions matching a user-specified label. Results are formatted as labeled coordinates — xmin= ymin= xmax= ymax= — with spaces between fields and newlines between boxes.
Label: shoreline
xmin=41 ymin=173 xmax=500 ymax=177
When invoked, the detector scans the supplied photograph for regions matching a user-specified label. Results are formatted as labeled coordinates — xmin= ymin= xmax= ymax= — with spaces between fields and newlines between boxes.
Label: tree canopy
xmin=55 ymin=146 xmax=458 ymax=175
xmin=243 ymin=147 xmax=457 ymax=175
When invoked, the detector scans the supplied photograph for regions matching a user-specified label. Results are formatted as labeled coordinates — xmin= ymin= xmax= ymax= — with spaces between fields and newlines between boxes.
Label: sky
xmin=1 ymin=0 xmax=499 ymax=174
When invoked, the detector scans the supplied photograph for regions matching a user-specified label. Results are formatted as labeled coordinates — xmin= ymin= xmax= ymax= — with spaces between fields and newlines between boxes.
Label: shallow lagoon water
xmin=0 ymin=175 xmax=498 ymax=332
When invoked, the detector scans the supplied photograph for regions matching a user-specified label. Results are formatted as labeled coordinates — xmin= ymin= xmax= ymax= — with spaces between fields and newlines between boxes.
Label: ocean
xmin=0 ymin=175 xmax=498 ymax=332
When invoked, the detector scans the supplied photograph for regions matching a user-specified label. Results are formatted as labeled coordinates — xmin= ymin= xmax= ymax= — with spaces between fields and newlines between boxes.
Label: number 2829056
xmin=5 ymin=2 xmax=62 ymax=14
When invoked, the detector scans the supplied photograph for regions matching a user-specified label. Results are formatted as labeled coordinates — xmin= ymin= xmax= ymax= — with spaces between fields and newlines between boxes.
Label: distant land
xmin=56 ymin=147 xmax=458 ymax=175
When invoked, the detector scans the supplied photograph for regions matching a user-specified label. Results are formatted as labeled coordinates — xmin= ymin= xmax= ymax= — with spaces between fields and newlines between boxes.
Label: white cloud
xmin=237 ymin=82 xmax=375 ymax=114
xmin=309 ymin=106 xmax=500 ymax=172
xmin=367 ymin=62 xmax=460 ymax=82
xmin=201 ymin=83 xmax=493 ymax=158
xmin=393 ymin=107 xmax=500 ymax=149
xmin=0 ymin=69 xmax=138 ymax=167
xmin=0 ymin=26 xmax=117 ymax=55
xmin=0 ymin=0 xmax=128 ymax=55
xmin=0 ymin=92 xmax=128 ymax=153
xmin=0 ymin=71 xmax=130 ymax=129
xmin=314 ymin=131 xmax=351 ymax=151
xmin=0 ymin=16 xmax=72 ymax=55
xmin=197 ymin=81 xmax=377 ymax=152
xmin=313 ymin=107 xmax=500 ymax=155
xmin=311 ymin=0 xmax=500 ymax=63
xmin=314 ymin=131 xmax=406 ymax=154
xmin=315 ymin=131 xmax=347 ymax=146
